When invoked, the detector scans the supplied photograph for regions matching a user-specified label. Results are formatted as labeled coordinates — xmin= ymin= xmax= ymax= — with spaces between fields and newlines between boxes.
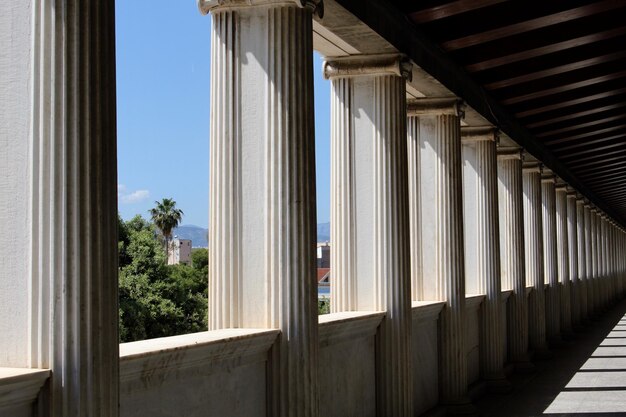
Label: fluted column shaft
xmin=408 ymin=98 xmax=470 ymax=407
xmin=609 ymin=221 xmax=616 ymax=302
xmin=567 ymin=193 xmax=582 ymax=325
xmin=556 ymin=186 xmax=572 ymax=334
xmin=573 ymin=197 xmax=585 ymax=322
xmin=584 ymin=204 xmax=595 ymax=315
xmin=590 ymin=208 xmax=602 ymax=313
xmin=541 ymin=173 xmax=560 ymax=341
xmin=203 ymin=3 xmax=321 ymax=415
xmin=596 ymin=211 xmax=607 ymax=310
xmin=600 ymin=216 xmax=607 ymax=308
xmin=497 ymin=149 xmax=529 ymax=364
xmin=602 ymin=214 xmax=613 ymax=306
xmin=326 ymin=56 xmax=413 ymax=417
xmin=461 ymin=127 xmax=506 ymax=385
xmin=523 ymin=163 xmax=549 ymax=354
xmin=620 ymin=229 xmax=624 ymax=297
xmin=0 ymin=2 xmax=122 ymax=416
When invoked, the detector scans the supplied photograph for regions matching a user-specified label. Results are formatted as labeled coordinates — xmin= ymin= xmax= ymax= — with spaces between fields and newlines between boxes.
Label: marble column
xmin=461 ymin=127 xmax=508 ymax=391
xmin=541 ymin=171 xmax=560 ymax=341
xmin=523 ymin=162 xmax=550 ymax=356
xmin=325 ymin=55 xmax=413 ymax=417
xmin=556 ymin=184 xmax=572 ymax=335
xmin=497 ymin=148 xmax=530 ymax=366
xmin=584 ymin=204 xmax=595 ymax=315
xmin=200 ymin=2 xmax=322 ymax=415
xmin=567 ymin=192 xmax=583 ymax=326
xmin=596 ymin=211 xmax=605 ymax=310
xmin=620 ymin=227 xmax=624 ymax=298
xmin=609 ymin=221 xmax=616 ymax=303
xmin=600 ymin=215 xmax=607 ymax=308
xmin=0 ymin=1 xmax=120 ymax=415
xmin=407 ymin=98 xmax=473 ymax=411
xmin=590 ymin=209 xmax=600 ymax=313
xmin=572 ymin=195 xmax=585 ymax=323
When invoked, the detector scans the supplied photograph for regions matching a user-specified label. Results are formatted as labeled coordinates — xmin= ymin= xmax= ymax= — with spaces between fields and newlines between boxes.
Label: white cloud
xmin=118 ymin=184 xmax=150 ymax=204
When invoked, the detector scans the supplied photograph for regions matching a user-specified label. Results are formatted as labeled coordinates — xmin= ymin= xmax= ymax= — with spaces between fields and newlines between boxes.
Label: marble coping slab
xmin=412 ymin=301 xmax=445 ymax=324
xmin=0 ymin=367 xmax=50 ymax=411
xmin=120 ymin=329 xmax=280 ymax=383
xmin=318 ymin=311 xmax=385 ymax=347
xmin=465 ymin=294 xmax=485 ymax=310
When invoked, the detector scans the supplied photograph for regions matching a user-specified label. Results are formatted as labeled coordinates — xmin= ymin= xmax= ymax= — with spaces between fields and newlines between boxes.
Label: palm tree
xmin=149 ymin=198 xmax=184 ymax=256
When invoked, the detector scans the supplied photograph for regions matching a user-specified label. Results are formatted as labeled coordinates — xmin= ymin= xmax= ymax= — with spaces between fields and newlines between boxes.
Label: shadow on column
xmin=474 ymin=298 xmax=626 ymax=416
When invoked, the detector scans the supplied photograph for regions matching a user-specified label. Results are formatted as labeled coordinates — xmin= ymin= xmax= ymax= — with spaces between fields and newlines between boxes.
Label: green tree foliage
xmin=118 ymin=215 xmax=207 ymax=342
xmin=318 ymin=298 xmax=330 ymax=315
xmin=149 ymin=198 xmax=184 ymax=253
xmin=191 ymin=248 xmax=208 ymax=270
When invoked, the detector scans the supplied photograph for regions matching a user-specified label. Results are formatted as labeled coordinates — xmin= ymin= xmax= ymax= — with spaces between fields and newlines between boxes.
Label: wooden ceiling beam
xmin=515 ymin=87 xmax=626 ymax=118
xmin=560 ymin=142 xmax=626 ymax=161
xmin=578 ymin=163 xmax=626 ymax=178
xmin=409 ymin=0 xmax=508 ymax=23
xmin=467 ymin=26 xmax=626 ymax=72
xmin=585 ymin=176 xmax=626 ymax=188
xmin=572 ymin=157 xmax=626 ymax=172
xmin=536 ymin=115 xmax=626 ymax=138
xmin=527 ymin=102 xmax=626 ymax=129
xmin=486 ymin=51 xmax=626 ymax=90
xmin=442 ymin=0 xmax=625 ymax=50
xmin=503 ymin=70 xmax=626 ymax=105
xmin=545 ymin=125 xmax=626 ymax=145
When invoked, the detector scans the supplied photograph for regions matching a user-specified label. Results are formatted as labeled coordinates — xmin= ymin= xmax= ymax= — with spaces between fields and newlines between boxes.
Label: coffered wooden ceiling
xmin=340 ymin=0 xmax=626 ymax=224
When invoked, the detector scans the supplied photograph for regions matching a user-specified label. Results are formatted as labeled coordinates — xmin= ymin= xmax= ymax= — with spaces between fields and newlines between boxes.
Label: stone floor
xmin=476 ymin=299 xmax=626 ymax=416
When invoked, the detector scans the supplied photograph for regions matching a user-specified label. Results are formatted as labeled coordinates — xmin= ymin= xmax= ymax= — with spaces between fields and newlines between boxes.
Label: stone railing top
xmin=0 ymin=368 xmax=50 ymax=411
xmin=501 ymin=289 xmax=513 ymax=301
xmin=319 ymin=311 xmax=385 ymax=347
xmin=120 ymin=329 xmax=280 ymax=382
xmin=525 ymin=286 xmax=533 ymax=297
xmin=412 ymin=300 xmax=445 ymax=323
xmin=465 ymin=294 xmax=485 ymax=309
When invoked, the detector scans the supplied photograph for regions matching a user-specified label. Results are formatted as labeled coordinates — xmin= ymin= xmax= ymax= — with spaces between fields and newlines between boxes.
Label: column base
xmin=548 ymin=335 xmax=565 ymax=348
xmin=485 ymin=376 xmax=512 ymax=394
xmin=512 ymin=358 xmax=536 ymax=374
xmin=531 ymin=347 xmax=553 ymax=360
xmin=443 ymin=398 xmax=479 ymax=417
xmin=560 ymin=331 xmax=576 ymax=341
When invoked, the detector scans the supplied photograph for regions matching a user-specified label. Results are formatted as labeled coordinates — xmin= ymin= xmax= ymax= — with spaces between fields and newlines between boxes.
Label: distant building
xmin=317 ymin=242 xmax=330 ymax=268
xmin=317 ymin=268 xmax=330 ymax=284
xmin=168 ymin=238 xmax=192 ymax=265
xmin=317 ymin=267 xmax=330 ymax=299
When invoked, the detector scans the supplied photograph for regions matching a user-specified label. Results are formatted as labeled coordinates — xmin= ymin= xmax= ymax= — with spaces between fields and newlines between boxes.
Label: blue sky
xmin=116 ymin=1 xmax=331 ymax=227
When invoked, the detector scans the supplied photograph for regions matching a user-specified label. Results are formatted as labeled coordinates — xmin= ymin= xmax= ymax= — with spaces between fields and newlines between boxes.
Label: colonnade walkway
xmin=476 ymin=299 xmax=626 ymax=416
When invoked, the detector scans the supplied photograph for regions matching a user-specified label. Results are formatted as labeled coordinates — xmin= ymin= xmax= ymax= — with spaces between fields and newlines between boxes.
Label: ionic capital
xmin=323 ymin=54 xmax=412 ymax=81
xmin=522 ymin=161 xmax=542 ymax=173
xmin=198 ymin=0 xmax=323 ymax=17
xmin=541 ymin=168 xmax=556 ymax=184
xmin=461 ymin=126 xmax=498 ymax=143
xmin=407 ymin=97 xmax=465 ymax=117
xmin=497 ymin=146 xmax=524 ymax=160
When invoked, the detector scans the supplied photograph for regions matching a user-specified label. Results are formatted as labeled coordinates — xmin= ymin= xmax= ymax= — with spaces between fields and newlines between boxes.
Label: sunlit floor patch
xmin=544 ymin=314 xmax=626 ymax=415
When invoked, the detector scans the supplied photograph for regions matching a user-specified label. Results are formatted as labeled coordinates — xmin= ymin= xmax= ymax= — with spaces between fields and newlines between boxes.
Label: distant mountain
xmin=317 ymin=222 xmax=330 ymax=242
xmin=173 ymin=225 xmax=208 ymax=248
xmin=174 ymin=222 xmax=331 ymax=248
